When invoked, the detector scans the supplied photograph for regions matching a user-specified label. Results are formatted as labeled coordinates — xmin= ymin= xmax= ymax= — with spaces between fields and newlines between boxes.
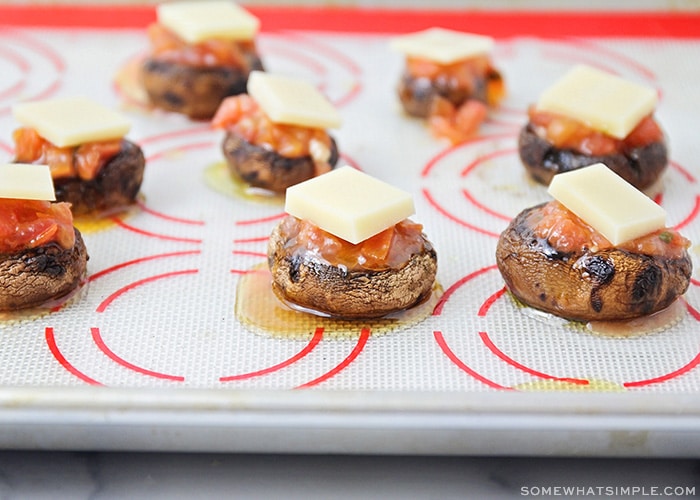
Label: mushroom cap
xmin=0 ymin=228 xmax=89 ymax=312
xmin=142 ymin=52 xmax=264 ymax=120
xmin=222 ymin=132 xmax=339 ymax=193
xmin=496 ymin=203 xmax=692 ymax=322
xmin=396 ymin=67 xmax=501 ymax=118
xmin=53 ymin=139 xmax=145 ymax=217
xmin=518 ymin=122 xmax=668 ymax=189
xmin=268 ymin=217 xmax=438 ymax=319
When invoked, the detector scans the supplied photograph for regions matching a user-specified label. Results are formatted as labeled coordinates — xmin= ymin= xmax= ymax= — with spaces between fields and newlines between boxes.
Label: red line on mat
xmin=96 ymin=269 xmax=199 ymax=313
xmin=232 ymin=250 xmax=267 ymax=258
xmin=295 ymin=328 xmax=370 ymax=389
xmin=420 ymin=134 xmax=515 ymax=178
xmin=672 ymin=195 xmax=700 ymax=231
xmin=422 ymin=188 xmax=501 ymax=238
xmin=220 ymin=327 xmax=324 ymax=382
xmin=91 ymin=327 xmax=184 ymax=382
xmin=45 ymin=327 xmax=103 ymax=386
xmin=109 ymin=216 xmax=203 ymax=244
xmin=461 ymin=189 xmax=512 ymax=222
xmin=478 ymin=287 xmax=508 ymax=317
xmin=623 ymin=351 xmax=700 ymax=388
xmin=432 ymin=265 xmax=499 ymax=316
xmin=88 ymin=250 xmax=201 ymax=282
xmin=233 ymin=236 xmax=269 ymax=244
xmin=2 ymin=6 xmax=700 ymax=38
xmin=433 ymin=330 xmax=512 ymax=390
xmin=235 ymin=212 xmax=286 ymax=226
xmin=136 ymin=200 xmax=205 ymax=226
xmin=479 ymin=331 xmax=589 ymax=385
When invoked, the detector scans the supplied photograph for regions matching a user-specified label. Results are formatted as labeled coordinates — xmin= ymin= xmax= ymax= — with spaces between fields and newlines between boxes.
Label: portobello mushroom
xmin=496 ymin=202 xmax=692 ymax=322
xmin=53 ymin=139 xmax=146 ymax=217
xmin=268 ymin=216 xmax=438 ymax=319
xmin=518 ymin=122 xmax=668 ymax=189
xmin=141 ymin=53 xmax=264 ymax=120
xmin=0 ymin=228 xmax=88 ymax=312
xmin=397 ymin=67 xmax=502 ymax=118
xmin=222 ymin=133 xmax=339 ymax=194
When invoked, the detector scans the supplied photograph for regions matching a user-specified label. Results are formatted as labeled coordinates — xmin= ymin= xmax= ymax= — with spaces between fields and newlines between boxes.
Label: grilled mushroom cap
xmin=518 ymin=122 xmax=668 ymax=189
xmin=0 ymin=228 xmax=88 ymax=312
xmin=222 ymin=133 xmax=339 ymax=193
xmin=268 ymin=217 xmax=438 ymax=319
xmin=141 ymin=54 xmax=264 ymax=120
xmin=496 ymin=203 xmax=692 ymax=322
xmin=53 ymin=139 xmax=145 ymax=217
xmin=397 ymin=67 xmax=502 ymax=118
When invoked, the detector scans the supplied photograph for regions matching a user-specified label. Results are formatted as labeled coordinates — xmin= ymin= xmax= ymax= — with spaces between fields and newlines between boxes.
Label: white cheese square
xmin=285 ymin=166 xmax=415 ymax=244
xmin=157 ymin=0 xmax=260 ymax=44
xmin=247 ymin=71 xmax=341 ymax=129
xmin=13 ymin=97 xmax=131 ymax=148
xmin=535 ymin=64 xmax=658 ymax=139
xmin=548 ymin=163 xmax=666 ymax=246
xmin=390 ymin=27 xmax=494 ymax=65
xmin=0 ymin=163 xmax=56 ymax=201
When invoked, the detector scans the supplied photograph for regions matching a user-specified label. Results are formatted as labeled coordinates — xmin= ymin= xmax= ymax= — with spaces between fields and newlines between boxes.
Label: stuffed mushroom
xmin=519 ymin=64 xmax=667 ymax=190
xmin=212 ymin=71 xmax=341 ymax=194
xmin=268 ymin=216 xmax=437 ymax=319
xmin=496 ymin=202 xmax=691 ymax=322
xmin=11 ymin=97 xmax=146 ymax=217
xmin=0 ymin=196 xmax=88 ymax=312
xmin=142 ymin=1 xmax=264 ymax=120
xmin=391 ymin=28 xmax=505 ymax=144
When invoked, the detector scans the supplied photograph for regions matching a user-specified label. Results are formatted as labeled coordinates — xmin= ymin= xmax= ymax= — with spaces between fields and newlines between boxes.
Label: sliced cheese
xmin=247 ymin=71 xmax=341 ymax=129
xmin=548 ymin=163 xmax=666 ymax=246
xmin=285 ymin=166 xmax=415 ymax=244
xmin=0 ymin=163 xmax=56 ymax=201
xmin=535 ymin=64 xmax=658 ymax=139
xmin=390 ymin=27 xmax=494 ymax=64
xmin=13 ymin=97 xmax=131 ymax=148
xmin=157 ymin=0 xmax=260 ymax=44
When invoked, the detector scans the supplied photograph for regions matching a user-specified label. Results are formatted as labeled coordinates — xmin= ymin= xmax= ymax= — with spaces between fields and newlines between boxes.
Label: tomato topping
xmin=428 ymin=97 xmax=488 ymax=144
xmin=406 ymin=55 xmax=503 ymax=144
xmin=0 ymin=199 xmax=75 ymax=253
xmin=407 ymin=55 xmax=496 ymax=95
xmin=213 ymin=95 xmax=333 ymax=171
xmin=147 ymin=22 xmax=253 ymax=68
xmin=532 ymin=201 xmax=689 ymax=258
xmin=528 ymin=107 xmax=664 ymax=156
xmin=282 ymin=217 xmax=427 ymax=271
xmin=12 ymin=127 xmax=121 ymax=181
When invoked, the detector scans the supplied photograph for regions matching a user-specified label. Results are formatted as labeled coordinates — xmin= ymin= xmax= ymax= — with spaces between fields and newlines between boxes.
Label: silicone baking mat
xmin=0 ymin=6 xmax=699 ymax=456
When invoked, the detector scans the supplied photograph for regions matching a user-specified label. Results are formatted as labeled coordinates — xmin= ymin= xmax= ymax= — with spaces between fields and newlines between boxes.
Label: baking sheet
xmin=0 ymin=7 xmax=700 ymax=456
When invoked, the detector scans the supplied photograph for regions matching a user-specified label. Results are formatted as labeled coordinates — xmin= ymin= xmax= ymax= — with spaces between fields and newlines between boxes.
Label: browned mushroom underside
xmin=397 ymin=69 xmax=502 ymax=118
xmin=222 ymin=133 xmax=339 ymax=193
xmin=141 ymin=54 xmax=264 ymax=120
xmin=54 ymin=139 xmax=146 ymax=217
xmin=0 ymin=228 xmax=89 ymax=312
xmin=518 ymin=122 xmax=668 ymax=189
xmin=267 ymin=220 xmax=438 ymax=319
xmin=496 ymin=203 xmax=692 ymax=322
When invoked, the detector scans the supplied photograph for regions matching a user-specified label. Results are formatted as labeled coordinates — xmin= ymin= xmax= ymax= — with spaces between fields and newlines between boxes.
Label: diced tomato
xmin=532 ymin=201 xmax=689 ymax=258
xmin=13 ymin=127 xmax=121 ymax=181
xmin=212 ymin=95 xmax=333 ymax=161
xmin=288 ymin=217 xmax=426 ymax=271
xmin=0 ymin=199 xmax=75 ymax=253
xmin=12 ymin=128 xmax=44 ymax=161
xmin=428 ymin=97 xmax=488 ymax=144
xmin=528 ymin=108 xmax=663 ymax=156
xmin=147 ymin=22 xmax=250 ymax=68
xmin=75 ymin=141 xmax=123 ymax=181
xmin=406 ymin=55 xmax=491 ymax=92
